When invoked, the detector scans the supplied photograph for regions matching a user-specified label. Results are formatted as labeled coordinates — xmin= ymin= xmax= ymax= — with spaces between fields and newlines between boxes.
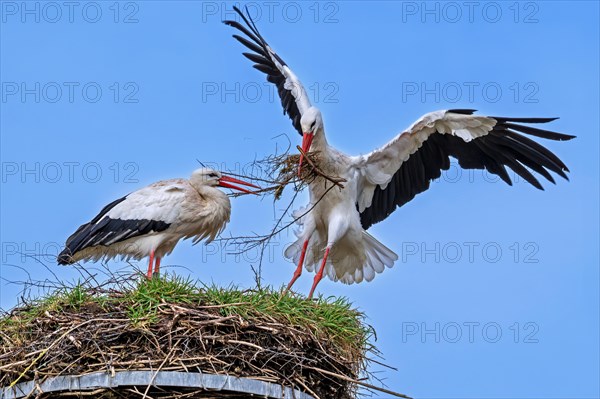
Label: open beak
xmin=298 ymin=132 xmax=314 ymax=177
xmin=218 ymin=175 xmax=261 ymax=195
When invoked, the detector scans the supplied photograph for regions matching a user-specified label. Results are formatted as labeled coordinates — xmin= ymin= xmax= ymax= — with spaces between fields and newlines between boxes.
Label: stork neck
xmin=188 ymin=184 xmax=232 ymax=239
xmin=311 ymin=128 xmax=329 ymax=152
xmin=191 ymin=183 xmax=222 ymax=203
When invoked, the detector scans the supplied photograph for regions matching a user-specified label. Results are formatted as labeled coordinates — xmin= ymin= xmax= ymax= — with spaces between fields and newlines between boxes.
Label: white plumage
xmin=226 ymin=7 xmax=574 ymax=297
xmin=284 ymin=203 xmax=397 ymax=285
xmin=58 ymin=168 xmax=258 ymax=278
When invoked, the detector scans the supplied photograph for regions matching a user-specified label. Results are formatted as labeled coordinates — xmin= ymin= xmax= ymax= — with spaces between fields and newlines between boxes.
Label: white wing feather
xmin=105 ymin=181 xmax=187 ymax=224
xmin=352 ymin=110 xmax=497 ymax=212
xmin=264 ymin=44 xmax=312 ymax=116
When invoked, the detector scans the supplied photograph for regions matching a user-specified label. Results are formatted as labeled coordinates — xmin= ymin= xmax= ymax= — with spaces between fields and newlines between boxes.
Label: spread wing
xmin=224 ymin=6 xmax=311 ymax=135
xmin=352 ymin=109 xmax=575 ymax=229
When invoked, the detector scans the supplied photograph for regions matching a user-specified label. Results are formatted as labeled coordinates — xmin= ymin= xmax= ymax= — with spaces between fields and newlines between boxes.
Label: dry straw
xmin=0 ymin=274 xmax=410 ymax=399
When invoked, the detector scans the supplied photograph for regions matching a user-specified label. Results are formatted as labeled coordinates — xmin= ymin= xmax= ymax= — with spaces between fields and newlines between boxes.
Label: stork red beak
xmin=298 ymin=132 xmax=314 ymax=177
xmin=218 ymin=175 xmax=260 ymax=195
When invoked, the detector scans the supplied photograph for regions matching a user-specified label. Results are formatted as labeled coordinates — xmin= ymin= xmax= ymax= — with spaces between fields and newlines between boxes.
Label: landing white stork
xmin=225 ymin=7 xmax=575 ymax=298
xmin=58 ymin=168 xmax=259 ymax=278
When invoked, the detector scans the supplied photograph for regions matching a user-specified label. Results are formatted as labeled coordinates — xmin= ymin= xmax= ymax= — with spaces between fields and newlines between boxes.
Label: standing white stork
xmin=225 ymin=7 xmax=575 ymax=298
xmin=58 ymin=168 xmax=259 ymax=278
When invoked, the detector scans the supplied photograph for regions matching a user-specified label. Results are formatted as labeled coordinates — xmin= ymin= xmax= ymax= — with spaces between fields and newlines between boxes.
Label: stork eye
xmin=208 ymin=173 xmax=218 ymax=178
xmin=310 ymin=121 xmax=316 ymax=128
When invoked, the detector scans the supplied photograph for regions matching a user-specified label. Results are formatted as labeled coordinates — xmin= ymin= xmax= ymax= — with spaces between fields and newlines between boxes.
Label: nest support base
xmin=1 ymin=371 xmax=315 ymax=399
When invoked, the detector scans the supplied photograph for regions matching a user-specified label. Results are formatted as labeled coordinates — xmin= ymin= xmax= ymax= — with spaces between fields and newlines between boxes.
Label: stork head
xmin=298 ymin=107 xmax=323 ymax=177
xmin=190 ymin=168 xmax=260 ymax=194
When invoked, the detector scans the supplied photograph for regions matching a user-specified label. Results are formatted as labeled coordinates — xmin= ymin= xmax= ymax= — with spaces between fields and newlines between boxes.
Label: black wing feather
xmin=359 ymin=111 xmax=574 ymax=229
xmin=473 ymin=140 xmax=512 ymax=185
xmin=232 ymin=34 xmax=267 ymax=57
xmin=58 ymin=196 xmax=170 ymax=265
xmin=224 ymin=6 xmax=303 ymax=135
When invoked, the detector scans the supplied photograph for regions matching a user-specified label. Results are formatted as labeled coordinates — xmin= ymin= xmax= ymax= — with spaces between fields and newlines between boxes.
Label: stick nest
xmin=0 ymin=276 xmax=375 ymax=399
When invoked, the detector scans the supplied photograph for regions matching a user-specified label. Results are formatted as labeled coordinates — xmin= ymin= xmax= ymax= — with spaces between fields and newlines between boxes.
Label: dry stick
xmin=195 ymin=302 xmax=250 ymax=309
xmin=220 ymin=146 xmax=345 ymax=251
xmin=304 ymin=365 xmax=412 ymax=399
xmin=142 ymin=339 xmax=181 ymax=399
xmin=224 ymin=339 xmax=265 ymax=352
xmin=224 ymin=151 xmax=301 ymax=198
xmin=24 ymin=252 xmax=62 ymax=286
xmin=126 ymin=387 xmax=150 ymax=398
xmin=229 ymin=182 xmax=292 ymax=198
xmin=229 ymin=153 xmax=310 ymax=269
xmin=224 ymin=180 xmax=337 ymax=254
xmin=0 ymin=360 xmax=30 ymax=372
xmin=4 ymin=262 xmax=378 ymax=397
xmin=9 ymin=317 xmax=129 ymax=387
xmin=365 ymin=355 xmax=399 ymax=371
xmin=27 ymin=382 xmax=43 ymax=399
xmin=293 ymin=377 xmax=322 ymax=399
xmin=55 ymin=388 xmax=107 ymax=397
xmin=296 ymin=145 xmax=347 ymax=188
xmin=220 ymin=136 xmax=294 ymax=185
xmin=254 ymin=186 xmax=302 ymax=280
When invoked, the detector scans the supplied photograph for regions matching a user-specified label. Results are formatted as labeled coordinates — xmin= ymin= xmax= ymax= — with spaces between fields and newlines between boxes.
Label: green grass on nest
xmin=0 ymin=274 xmax=383 ymax=399
xmin=0 ymin=275 xmax=373 ymax=353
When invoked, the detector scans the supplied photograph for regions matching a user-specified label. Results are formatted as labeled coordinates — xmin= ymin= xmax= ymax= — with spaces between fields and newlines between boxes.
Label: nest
xmin=0 ymin=276 xmax=379 ymax=399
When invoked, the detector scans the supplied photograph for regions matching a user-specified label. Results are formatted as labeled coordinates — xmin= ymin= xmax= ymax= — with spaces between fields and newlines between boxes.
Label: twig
xmin=10 ymin=317 xmax=128 ymax=387
xmin=296 ymin=145 xmax=347 ymax=188
xmin=304 ymin=365 xmax=413 ymax=399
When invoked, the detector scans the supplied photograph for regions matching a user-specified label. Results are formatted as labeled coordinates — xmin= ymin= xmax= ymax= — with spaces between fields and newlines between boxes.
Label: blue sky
xmin=1 ymin=1 xmax=598 ymax=398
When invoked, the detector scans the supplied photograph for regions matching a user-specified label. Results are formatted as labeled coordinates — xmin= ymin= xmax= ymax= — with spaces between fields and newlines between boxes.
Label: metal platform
xmin=1 ymin=370 xmax=315 ymax=399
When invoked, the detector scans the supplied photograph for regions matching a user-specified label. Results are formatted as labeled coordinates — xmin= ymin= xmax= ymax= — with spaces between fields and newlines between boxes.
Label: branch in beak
xmin=298 ymin=132 xmax=314 ymax=177
xmin=218 ymin=175 xmax=261 ymax=195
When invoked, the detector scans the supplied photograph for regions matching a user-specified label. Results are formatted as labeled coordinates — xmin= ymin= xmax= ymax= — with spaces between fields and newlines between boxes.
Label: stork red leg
xmin=153 ymin=257 xmax=161 ymax=277
xmin=308 ymin=247 xmax=330 ymax=299
xmin=146 ymin=250 xmax=155 ymax=279
xmin=285 ymin=239 xmax=309 ymax=294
